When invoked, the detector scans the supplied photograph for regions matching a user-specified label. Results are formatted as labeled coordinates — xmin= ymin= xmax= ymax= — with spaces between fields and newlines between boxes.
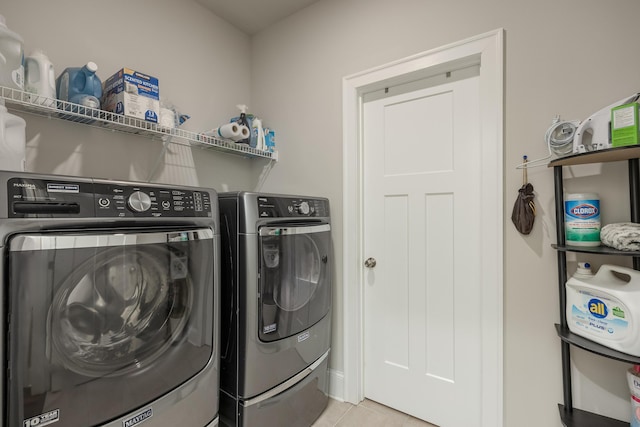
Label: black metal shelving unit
xmin=550 ymin=145 xmax=640 ymax=427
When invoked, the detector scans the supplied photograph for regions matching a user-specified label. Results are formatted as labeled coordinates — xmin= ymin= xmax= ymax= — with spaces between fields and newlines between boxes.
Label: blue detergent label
xmin=565 ymin=199 xmax=600 ymax=242
xmin=569 ymin=290 xmax=629 ymax=338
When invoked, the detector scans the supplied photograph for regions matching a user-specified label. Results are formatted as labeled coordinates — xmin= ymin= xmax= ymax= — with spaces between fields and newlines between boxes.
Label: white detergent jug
xmin=25 ymin=50 xmax=56 ymax=105
xmin=566 ymin=263 xmax=640 ymax=356
xmin=0 ymin=15 xmax=24 ymax=90
xmin=0 ymin=102 xmax=26 ymax=171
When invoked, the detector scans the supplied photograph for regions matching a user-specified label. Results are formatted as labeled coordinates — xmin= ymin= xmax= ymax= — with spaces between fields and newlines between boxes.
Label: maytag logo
xmin=123 ymin=408 xmax=152 ymax=427
xmin=13 ymin=182 xmax=37 ymax=189
xmin=298 ymin=330 xmax=310 ymax=342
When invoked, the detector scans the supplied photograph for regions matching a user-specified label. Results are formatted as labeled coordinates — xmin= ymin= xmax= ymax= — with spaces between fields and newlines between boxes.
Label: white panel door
xmin=363 ymin=71 xmax=481 ymax=427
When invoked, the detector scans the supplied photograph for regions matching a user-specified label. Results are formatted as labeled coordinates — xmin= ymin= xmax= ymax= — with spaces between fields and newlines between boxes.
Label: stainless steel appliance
xmin=0 ymin=171 xmax=220 ymax=427
xmin=218 ymin=192 xmax=332 ymax=427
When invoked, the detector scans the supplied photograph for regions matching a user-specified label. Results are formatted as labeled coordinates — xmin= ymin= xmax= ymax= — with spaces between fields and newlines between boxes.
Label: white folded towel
xmin=600 ymin=223 xmax=640 ymax=251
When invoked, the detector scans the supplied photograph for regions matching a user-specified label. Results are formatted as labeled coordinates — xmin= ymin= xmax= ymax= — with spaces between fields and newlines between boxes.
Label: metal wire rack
xmin=0 ymin=86 xmax=278 ymax=161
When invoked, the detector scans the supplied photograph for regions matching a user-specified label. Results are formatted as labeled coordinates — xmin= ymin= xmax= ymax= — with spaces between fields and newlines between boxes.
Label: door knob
xmin=364 ymin=257 xmax=377 ymax=268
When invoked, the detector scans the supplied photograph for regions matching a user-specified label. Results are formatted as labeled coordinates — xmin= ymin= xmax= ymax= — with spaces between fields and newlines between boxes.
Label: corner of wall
xmin=328 ymin=369 xmax=345 ymax=402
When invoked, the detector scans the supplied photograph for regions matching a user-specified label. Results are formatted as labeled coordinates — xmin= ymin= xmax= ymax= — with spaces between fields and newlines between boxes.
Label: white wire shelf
xmin=0 ymin=86 xmax=278 ymax=161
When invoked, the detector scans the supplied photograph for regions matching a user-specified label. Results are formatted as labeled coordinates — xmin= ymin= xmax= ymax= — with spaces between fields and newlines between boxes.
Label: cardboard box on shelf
xmin=102 ymin=68 xmax=159 ymax=123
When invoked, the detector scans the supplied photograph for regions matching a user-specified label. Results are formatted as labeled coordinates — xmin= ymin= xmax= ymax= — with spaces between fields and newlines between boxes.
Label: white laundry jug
xmin=0 ymin=101 xmax=26 ymax=171
xmin=566 ymin=263 xmax=640 ymax=356
xmin=0 ymin=14 xmax=24 ymax=90
xmin=25 ymin=50 xmax=56 ymax=105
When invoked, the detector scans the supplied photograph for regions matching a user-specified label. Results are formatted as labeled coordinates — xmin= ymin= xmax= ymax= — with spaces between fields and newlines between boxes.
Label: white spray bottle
xmin=252 ymin=117 xmax=265 ymax=151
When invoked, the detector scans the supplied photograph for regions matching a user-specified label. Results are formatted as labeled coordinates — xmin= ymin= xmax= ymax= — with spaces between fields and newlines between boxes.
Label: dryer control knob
xmin=298 ymin=201 xmax=310 ymax=215
xmin=128 ymin=191 xmax=152 ymax=212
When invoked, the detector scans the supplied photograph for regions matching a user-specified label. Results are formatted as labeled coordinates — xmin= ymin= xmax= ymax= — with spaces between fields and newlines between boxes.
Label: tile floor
xmin=312 ymin=398 xmax=438 ymax=427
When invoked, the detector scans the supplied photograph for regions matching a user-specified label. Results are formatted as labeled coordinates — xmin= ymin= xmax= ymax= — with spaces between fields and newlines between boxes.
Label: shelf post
xmin=554 ymin=166 xmax=567 ymax=327
xmin=629 ymin=158 xmax=640 ymax=270
xmin=554 ymin=165 xmax=573 ymax=411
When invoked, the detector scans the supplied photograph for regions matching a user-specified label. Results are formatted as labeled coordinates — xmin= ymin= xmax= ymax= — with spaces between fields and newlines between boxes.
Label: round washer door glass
xmin=268 ymin=234 xmax=322 ymax=312
xmin=50 ymin=245 xmax=191 ymax=376
xmin=258 ymin=224 xmax=331 ymax=342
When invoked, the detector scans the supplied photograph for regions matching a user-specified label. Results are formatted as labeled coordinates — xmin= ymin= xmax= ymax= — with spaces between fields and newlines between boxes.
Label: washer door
xmin=50 ymin=245 xmax=190 ymax=377
xmin=6 ymin=228 xmax=215 ymax=427
xmin=258 ymin=223 xmax=331 ymax=342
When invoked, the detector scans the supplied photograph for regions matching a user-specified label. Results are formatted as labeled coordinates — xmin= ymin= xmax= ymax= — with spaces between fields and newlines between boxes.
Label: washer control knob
xmin=298 ymin=201 xmax=310 ymax=215
xmin=128 ymin=191 xmax=152 ymax=212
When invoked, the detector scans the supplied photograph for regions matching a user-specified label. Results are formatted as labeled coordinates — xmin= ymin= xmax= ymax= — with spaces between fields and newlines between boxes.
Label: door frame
xmin=342 ymin=29 xmax=504 ymax=426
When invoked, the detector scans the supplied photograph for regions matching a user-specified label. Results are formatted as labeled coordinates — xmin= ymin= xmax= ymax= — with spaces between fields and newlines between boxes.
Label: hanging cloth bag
xmin=511 ymin=157 xmax=536 ymax=235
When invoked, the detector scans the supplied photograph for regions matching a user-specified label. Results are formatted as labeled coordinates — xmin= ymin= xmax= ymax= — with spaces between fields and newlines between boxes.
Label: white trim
xmin=328 ymin=369 xmax=345 ymax=402
xmin=342 ymin=29 xmax=504 ymax=427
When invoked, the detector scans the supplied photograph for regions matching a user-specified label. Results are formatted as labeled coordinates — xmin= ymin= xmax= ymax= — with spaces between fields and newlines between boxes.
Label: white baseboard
xmin=328 ymin=369 xmax=345 ymax=402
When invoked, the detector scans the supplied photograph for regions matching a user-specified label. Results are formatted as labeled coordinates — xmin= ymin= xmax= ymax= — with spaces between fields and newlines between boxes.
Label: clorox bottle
xmin=565 ymin=193 xmax=601 ymax=247
xmin=566 ymin=263 xmax=640 ymax=356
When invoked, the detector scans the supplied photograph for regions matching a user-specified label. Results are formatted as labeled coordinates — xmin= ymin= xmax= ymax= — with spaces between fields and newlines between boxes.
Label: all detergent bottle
xmin=0 ymin=15 xmax=24 ymax=90
xmin=0 ymin=100 xmax=26 ymax=171
xmin=56 ymin=62 xmax=102 ymax=109
xmin=24 ymin=50 xmax=56 ymax=105
xmin=566 ymin=263 xmax=640 ymax=356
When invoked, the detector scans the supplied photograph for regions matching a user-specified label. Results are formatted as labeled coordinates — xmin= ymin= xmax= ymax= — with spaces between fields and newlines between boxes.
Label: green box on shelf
xmin=612 ymin=102 xmax=640 ymax=147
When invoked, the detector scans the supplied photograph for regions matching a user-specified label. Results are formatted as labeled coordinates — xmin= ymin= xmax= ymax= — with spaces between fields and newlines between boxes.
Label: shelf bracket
xmin=146 ymin=135 xmax=173 ymax=182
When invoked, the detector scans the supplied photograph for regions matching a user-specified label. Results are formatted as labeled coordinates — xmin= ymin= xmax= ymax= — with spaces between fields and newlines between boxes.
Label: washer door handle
xmin=364 ymin=257 xmax=377 ymax=268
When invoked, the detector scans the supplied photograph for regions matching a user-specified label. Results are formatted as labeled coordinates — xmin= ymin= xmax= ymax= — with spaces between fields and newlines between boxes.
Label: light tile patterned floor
xmin=312 ymin=398 xmax=439 ymax=427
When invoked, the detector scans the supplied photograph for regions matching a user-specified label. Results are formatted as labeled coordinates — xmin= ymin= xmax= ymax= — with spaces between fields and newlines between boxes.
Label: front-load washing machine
xmin=218 ymin=192 xmax=332 ymax=427
xmin=0 ymin=171 xmax=220 ymax=427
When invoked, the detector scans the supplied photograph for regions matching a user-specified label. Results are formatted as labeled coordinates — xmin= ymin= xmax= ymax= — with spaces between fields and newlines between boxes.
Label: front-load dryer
xmin=0 ymin=171 xmax=220 ymax=427
xmin=218 ymin=192 xmax=332 ymax=427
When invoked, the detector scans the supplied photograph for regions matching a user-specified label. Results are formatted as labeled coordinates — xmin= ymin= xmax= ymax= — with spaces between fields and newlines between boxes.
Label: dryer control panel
xmin=257 ymin=196 xmax=329 ymax=218
xmin=7 ymin=177 xmax=213 ymax=218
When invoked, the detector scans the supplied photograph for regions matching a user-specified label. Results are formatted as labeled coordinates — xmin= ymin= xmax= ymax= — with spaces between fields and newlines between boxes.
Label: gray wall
xmin=4 ymin=0 xmax=640 ymax=425
xmin=249 ymin=0 xmax=640 ymax=425
xmin=2 ymin=0 xmax=257 ymax=190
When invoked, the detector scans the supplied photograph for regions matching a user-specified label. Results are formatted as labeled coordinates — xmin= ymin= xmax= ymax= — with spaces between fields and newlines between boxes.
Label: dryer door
xmin=6 ymin=228 xmax=215 ymax=427
xmin=258 ymin=223 xmax=331 ymax=342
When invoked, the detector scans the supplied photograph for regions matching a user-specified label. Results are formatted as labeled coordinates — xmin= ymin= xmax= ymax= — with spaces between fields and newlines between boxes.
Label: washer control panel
xmin=257 ymin=196 xmax=329 ymax=218
xmin=94 ymin=183 xmax=212 ymax=217
xmin=7 ymin=177 xmax=213 ymax=218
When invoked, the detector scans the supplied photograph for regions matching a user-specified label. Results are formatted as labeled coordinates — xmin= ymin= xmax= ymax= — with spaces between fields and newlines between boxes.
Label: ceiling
xmin=196 ymin=0 xmax=321 ymax=35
